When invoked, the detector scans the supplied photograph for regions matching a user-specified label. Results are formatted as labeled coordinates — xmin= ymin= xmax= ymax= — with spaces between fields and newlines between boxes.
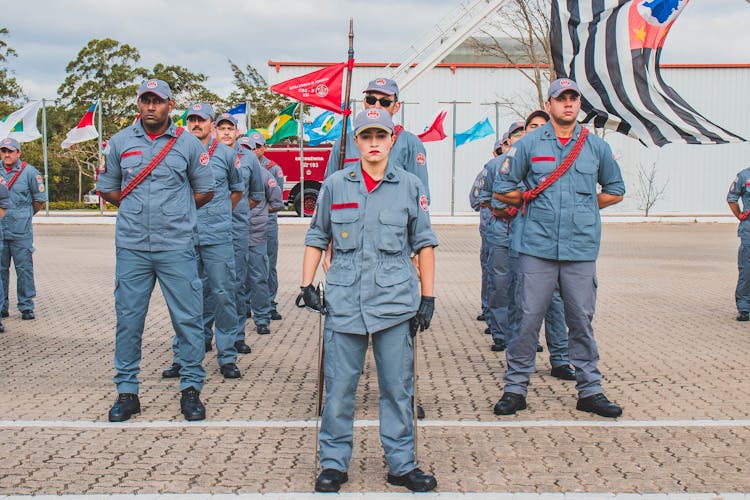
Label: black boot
xmin=314 ymin=468 xmax=348 ymax=492
xmin=180 ymin=387 xmax=206 ymax=421
xmin=108 ymin=393 xmax=140 ymax=422
xmin=387 ymin=468 xmax=437 ymax=492
xmin=161 ymin=362 xmax=181 ymax=379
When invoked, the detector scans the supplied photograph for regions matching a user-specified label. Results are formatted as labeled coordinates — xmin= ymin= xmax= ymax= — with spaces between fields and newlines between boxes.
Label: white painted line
xmin=1 ymin=419 xmax=749 ymax=429
xmin=0 ymin=491 xmax=747 ymax=499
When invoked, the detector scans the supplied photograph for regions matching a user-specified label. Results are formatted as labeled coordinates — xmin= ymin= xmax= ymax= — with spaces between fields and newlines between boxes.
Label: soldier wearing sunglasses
xmin=324 ymin=78 xmax=430 ymax=203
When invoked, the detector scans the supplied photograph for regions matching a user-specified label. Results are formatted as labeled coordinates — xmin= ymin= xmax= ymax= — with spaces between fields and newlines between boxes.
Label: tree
xmin=467 ymin=0 xmax=553 ymax=115
xmin=636 ymin=161 xmax=669 ymax=217
xmin=224 ymin=60 xmax=289 ymax=129
xmin=0 ymin=27 xmax=24 ymax=110
xmin=149 ymin=63 xmax=221 ymax=109
xmin=57 ymin=38 xmax=147 ymax=135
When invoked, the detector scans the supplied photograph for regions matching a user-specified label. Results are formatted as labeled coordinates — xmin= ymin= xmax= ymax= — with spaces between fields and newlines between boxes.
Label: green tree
xmin=57 ymin=38 xmax=147 ymax=135
xmin=150 ymin=63 xmax=221 ymax=109
xmin=0 ymin=27 xmax=24 ymax=112
xmin=224 ymin=60 xmax=288 ymax=130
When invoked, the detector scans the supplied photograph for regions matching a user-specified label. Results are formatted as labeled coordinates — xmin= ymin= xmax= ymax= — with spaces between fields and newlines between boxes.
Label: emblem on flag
xmin=315 ymin=84 xmax=329 ymax=97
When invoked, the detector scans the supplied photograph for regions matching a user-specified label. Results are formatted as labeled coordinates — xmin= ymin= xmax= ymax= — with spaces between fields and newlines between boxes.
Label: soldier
xmin=0 ymin=177 xmax=9 ymax=332
xmin=299 ymin=109 xmax=438 ymax=493
xmin=493 ymin=79 xmax=625 ymax=418
xmin=249 ymin=131 xmax=285 ymax=320
xmin=0 ymin=137 xmax=47 ymax=320
xmin=97 ymin=78 xmax=214 ymax=422
xmin=727 ymin=166 xmax=750 ymax=321
xmin=215 ymin=113 xmax=264 ymax=354
xmin=161 ymin=103 xmax=245 ymax=380
xmin=244 ymin=134 xmax=284 ymax=336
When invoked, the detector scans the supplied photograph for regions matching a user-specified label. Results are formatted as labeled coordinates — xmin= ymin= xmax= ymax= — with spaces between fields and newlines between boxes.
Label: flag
xmin=0 ymin=101 xmax=43 ymax=142
xmin=270 ymin=62 xmax=348 ymax=114
xmin=247 ymin=127 xmax=269 ymax=139
xmin=173 ymin=109 xmax=189 ymax=128
xmin=226 ymin=103 xmax=248 ymax=134
xmin=455 ymin=117 xmax=494 ymax=147
xmin=266 ymin=103 xmax=299 ymax=145
xmin=417 ymin=109 xmax=448 ymax=143
xmin=304 ymin=111 xmax=344 ymax=146
xmin=550 ymin=0 xmax=745 ymax=146
xmin=61 ymin=101 xmax=100 ymax=149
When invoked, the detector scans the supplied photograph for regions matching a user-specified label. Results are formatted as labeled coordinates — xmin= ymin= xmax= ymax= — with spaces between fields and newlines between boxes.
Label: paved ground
xmin=0 ymin=222 xmax=748 ymax=496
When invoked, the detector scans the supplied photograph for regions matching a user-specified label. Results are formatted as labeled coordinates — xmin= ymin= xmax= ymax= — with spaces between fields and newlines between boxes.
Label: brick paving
xmin=0 ymin=222 xmax=748 ymax=495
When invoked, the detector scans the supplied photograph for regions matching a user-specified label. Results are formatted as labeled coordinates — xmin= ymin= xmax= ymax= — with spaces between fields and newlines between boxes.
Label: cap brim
xmin=549 ymin=88 xmax=581 ymax=99
xmin=138 ymin=90 xmax=169 ymax=100
xmin=354 ymin=125 xmax=393 ymax=136
xmin=362 ymin=88 xmax=396 ymax=96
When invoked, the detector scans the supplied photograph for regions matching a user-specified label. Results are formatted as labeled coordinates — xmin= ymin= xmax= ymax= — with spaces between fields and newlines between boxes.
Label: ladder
xmin=388 ymin=0 xmax=510 ymax=93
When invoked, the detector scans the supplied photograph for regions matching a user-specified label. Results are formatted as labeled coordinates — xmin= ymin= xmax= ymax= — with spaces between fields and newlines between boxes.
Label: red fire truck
xmin=264 ymin=145 xmax=332 ymax=216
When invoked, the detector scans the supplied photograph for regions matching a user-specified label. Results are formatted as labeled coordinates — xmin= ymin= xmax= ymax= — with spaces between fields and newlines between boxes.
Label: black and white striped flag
xmin=550 ymin=0 xmax=746 ymax=147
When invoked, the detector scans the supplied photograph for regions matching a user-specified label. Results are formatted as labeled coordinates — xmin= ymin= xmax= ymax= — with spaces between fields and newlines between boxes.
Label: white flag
xmin=0 ymin=101 xmax=43 ymax=143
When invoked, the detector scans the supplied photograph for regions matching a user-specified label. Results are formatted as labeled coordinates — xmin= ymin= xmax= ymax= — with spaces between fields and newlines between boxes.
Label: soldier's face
xmin=0 ymin=148 xmax=21 ymax=168
xmin=137 ymin=93 xmax=174 ymax=131
xmin=546 ymin=91 xmax=581 ymax=127
xmin=187 ymin=115 xmax=212 ymax=141
xmin=525 ymin=116 xmax=548 ymax=131
xmin=507 ymin=128 xmax=525 ymax=146
xmin=216 ymin=122 xmax=238 ymax=147
xmin=363 ymin=91 xmax=400 ymax=116
xmin=354 ymin=128 xmax=395 ymax=163
xmin=254 ymin=144 xmax=266 ymax=159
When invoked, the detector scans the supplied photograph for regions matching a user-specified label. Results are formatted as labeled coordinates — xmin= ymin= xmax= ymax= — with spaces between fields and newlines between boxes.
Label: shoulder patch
xmin=97 ymin=155 xmax=107 ymax=175
xmin=199 ymin=152 xmax=210 ymax=166
xmin=419 ymin=194 xmax=429 ymax=212
xmin=416 ymin=153 xmax=426 ymax=166
xmin=0 ymin=177 xmax=5 ymax=185
xmin=234 ymin=157 xmax=241 ymax=169
xmin=268 ymin=178 xmax=277 ymax=188
xmin=500 ymin=158 xmax=511 ymax=175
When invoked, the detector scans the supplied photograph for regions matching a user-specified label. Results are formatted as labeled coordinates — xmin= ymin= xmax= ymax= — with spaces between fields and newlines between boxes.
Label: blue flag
xmin=455 ymin=117 xmax=494 ymax=147
xmin=305 ymin=111 xmax=344 ymax=146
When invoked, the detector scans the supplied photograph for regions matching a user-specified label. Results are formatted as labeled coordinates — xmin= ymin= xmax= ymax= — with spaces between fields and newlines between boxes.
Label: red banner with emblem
xmin=271 ymin=61 xmax=349 ymax=115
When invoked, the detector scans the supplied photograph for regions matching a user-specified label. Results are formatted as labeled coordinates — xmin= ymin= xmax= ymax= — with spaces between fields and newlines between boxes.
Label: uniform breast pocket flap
xmin=531 ymin=156 xmax=557 ymax=174
xmin=331 ymin=209 xmax=359 ymax=224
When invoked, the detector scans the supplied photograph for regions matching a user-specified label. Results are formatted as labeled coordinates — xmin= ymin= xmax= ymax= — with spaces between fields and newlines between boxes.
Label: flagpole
xmin=337 ymin=18 xmax=354 ymax=171
xmin=97 ymin=98 xmax=103 ymax=215
xmin=245 ymin=101 xmax=251 ymax=133
xmin=481 ymin=101 xmax=502 ymax=141
xmin=298 ymin=103 xmax=305 ymax=218
xmin=42 ymin=99 xmax=49 ymax=216
xmin=439 ymin=100 xmax=470 ymax=216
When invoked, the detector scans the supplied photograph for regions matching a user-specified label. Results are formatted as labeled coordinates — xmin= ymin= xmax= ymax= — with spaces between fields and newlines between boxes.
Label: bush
xmin=47 ymin=201 xmax=102 ymax=211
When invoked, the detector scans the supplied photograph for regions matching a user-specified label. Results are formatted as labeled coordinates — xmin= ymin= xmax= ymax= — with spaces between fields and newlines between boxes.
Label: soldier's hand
xmin=296 ymin=284 xmax=326 ymax=314
xmin=409 ymin=296 xmax=435 ymax=337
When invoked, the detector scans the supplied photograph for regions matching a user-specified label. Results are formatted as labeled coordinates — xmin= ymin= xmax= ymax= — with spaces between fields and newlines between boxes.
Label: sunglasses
xmin=364 ymin=95 xmax=395 ymax=107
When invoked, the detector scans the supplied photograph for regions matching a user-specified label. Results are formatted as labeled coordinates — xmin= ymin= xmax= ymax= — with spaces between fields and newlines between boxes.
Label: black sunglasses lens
xmin=365 ymin=96 xmax=393 ymax=107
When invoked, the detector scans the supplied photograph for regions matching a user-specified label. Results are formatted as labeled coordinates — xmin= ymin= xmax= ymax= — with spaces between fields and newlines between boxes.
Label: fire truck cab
xmin=264 ymin=145 xmax=332 ymax=216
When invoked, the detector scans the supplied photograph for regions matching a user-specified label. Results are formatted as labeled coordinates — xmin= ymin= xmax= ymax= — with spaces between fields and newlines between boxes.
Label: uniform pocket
xmin=377 ymin=209 xmax=408 ymax=253
xmin=375 ymin=258 xmax=411 ymax=287
xmin=331 ymin=209 xmax=360 ymax=251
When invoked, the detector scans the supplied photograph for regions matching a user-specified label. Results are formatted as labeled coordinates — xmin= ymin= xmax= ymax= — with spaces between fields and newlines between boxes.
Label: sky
xmin=3 ymin=0 xmax=750 ymax=101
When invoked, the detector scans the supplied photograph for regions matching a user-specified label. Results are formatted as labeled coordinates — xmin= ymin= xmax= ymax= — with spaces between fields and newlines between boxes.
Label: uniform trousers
xmin=504 ymin=254 xmax=601 ymax=398
xmin=736 ymin=242 xmax=750 ymax=312
xmin=114 ymin=247 xmax=206 ymax=394
xmin=479 ymin=233 xmax=489 ymax=315
xmin=266 ymin=218 xmax=279 ymax=304
xmin=486 ymin=244 xmax=511 ymax=343
xmin=319 ymin=321 xmax=416 ymax=476
xmin=246 ymin=241 xmax=272 ymax=327
xmin=185 ymin=242 xmax=238 ymax=367
xmin=1 ymin=237 xmax=36 ymax=312
xmin=232 ymin=228 xmax=250 ymax=341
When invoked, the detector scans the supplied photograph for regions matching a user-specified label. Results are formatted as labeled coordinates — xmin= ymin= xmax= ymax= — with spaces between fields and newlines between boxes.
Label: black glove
xmin=296 ymin=284 xmax=326 ymax=314
xmin=409 ymin=296 xmax=435 ymax=337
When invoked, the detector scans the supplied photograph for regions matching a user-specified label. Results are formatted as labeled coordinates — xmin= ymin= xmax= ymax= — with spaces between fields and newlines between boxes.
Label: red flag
xmin=417 ymin=110 xmax=448 ymax=143
xmin=271 ymin=62 xmax=348 ymax=114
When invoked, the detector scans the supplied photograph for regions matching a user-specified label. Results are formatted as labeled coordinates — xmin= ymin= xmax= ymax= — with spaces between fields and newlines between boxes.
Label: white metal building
xmin=267 ymin=61 xmax=750 ymax=216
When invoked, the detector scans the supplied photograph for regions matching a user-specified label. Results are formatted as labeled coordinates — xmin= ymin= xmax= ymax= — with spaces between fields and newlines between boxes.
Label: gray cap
xmin=0 ymin=137 xmax=21 ymax=151
xmin=363 ymin=77 xmax=399 ymax=97
xmin=186 ymin=102 xmax=214 ymax=120
xmin=507 ymin=120 xmax=525 ymax=135
xmin=493 ymin=138 xmax=503 ymax=152
xmin=248 ymin=131 xmax=266 ymax=147
xmin=215 ymin=112 xmax=238 ymax=127
xmin=547 ymin=78 xmax=581 ymax=100
xmin=138 ymin=78 xmax=171 ymax=100
xmin=353 ymin=108 xmax=394 ymax=136
xmin=237 ymin=136 xmax=254 ymax=150
xmin=525 ymin=109 xmax=549 ymax=128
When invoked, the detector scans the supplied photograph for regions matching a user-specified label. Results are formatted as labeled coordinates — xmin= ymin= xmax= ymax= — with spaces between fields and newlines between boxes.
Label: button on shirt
xmin=324 ymin=130 xmax=431 ymax=201
xmin=494 ymin=123 xmax=625 ymax=261
xmin=96 ymin=120 xmax=215 ymax=251
xmin=305 ymin=162 xmax=438 ymax=335
xmin=196 ymin=141 xmax=244 ymax=246
xmin=727 ymin=166 xmax=750 ymax=242
xmin=0 ymin=161 xmax=47 ymax=241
